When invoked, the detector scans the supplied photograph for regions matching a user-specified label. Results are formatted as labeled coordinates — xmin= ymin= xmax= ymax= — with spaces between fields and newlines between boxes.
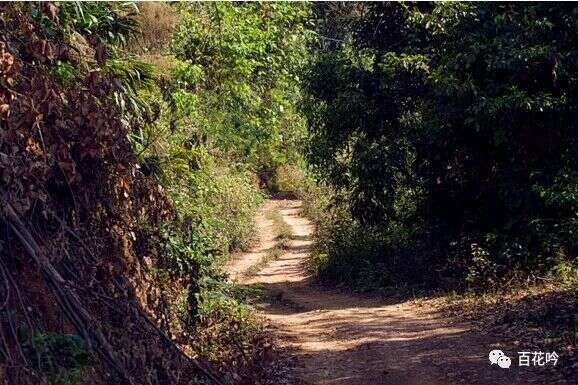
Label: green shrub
xmin=208 ymin=170 xmax=263 ymax=253
xmin=150 ymin=143 xmax=263 ymax=264
xmin=298 ymin=180 xmax=332 ymax=222
xmin=303 ymin=182 xmax=435 ymax=291
xmin=49 ymin=60 xmax=77 ymax=86
xmin=194 ymin=282 xmax=260 ymax=362
xmin=554 ymin=259 xmax=578 ymax=287
xmin=21 ymin=332 xmax=90 ymax=385
xmin=273 ymin=164 xmax=307 ymax=194
xmin=192 ymin=277 xmax=271 ymax=382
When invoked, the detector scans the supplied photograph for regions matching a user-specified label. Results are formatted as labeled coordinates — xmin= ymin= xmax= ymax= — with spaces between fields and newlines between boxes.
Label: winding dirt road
xmin=227 ymin=199 xmax=546 ymax=385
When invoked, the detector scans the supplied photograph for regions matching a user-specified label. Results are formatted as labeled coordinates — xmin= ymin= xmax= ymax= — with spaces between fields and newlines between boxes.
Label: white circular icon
xmin=488 ymin=349 xmax=511 ymax=369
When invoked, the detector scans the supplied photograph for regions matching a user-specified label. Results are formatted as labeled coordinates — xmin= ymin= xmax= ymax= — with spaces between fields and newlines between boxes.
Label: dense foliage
xmin=170 ymin=2 xmax=311 ymax=188
xmin=305 ymin=3 xmax=578 ymax=289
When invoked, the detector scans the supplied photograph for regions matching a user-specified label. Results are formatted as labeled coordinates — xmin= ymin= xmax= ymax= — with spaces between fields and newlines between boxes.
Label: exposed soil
xmin=227 ymin=199 xmax=567 ymax=385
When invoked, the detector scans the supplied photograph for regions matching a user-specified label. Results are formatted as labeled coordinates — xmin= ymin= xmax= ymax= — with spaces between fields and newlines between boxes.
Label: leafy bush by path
xmin=193 ymin=280 xmax=273 ymax=384
xmin=302 ymin=184 xmax=430 ymax=291
xmin=272 ymin=164 xmax=307 ymax=195
xmin=160 ymin=145 xmax=263 ymax=259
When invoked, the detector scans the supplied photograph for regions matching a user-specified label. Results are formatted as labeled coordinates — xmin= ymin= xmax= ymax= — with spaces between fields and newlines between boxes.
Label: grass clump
xmin=192 ymin=278 xmax=273 ymax=382
xmin=265 ymin=209 xmax=292 ymax=247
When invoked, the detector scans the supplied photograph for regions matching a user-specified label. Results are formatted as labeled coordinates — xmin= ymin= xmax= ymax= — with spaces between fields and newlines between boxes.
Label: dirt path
xmin=226 ymin=200 xmax=278 ymax=281
xmin=228 ymin=199 xmax=545 ymax=385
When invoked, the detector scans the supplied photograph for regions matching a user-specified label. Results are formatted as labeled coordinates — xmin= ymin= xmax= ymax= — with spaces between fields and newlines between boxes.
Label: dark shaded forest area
xmin=0 ymin=2 xmax=576 ymax=385
xmin=305 ymin=2 xmax=578 ymax=290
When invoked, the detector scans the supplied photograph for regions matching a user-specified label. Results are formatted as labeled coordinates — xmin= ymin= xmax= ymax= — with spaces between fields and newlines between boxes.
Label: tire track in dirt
xmin=228 ymin=199 xmax=546 ymax=385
